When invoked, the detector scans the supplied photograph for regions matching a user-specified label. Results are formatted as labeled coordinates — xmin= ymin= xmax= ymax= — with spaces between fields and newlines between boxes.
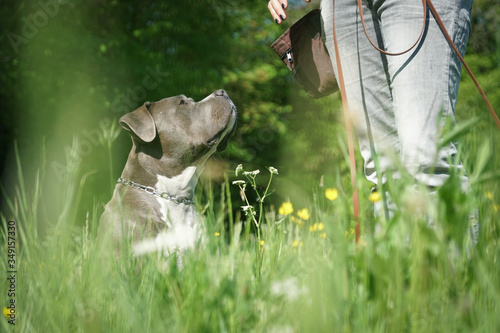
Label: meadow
xmin=1 ymin=1 xmax=499 ymax=331
xmin=1 ymin=128 xmax=499 ymax=332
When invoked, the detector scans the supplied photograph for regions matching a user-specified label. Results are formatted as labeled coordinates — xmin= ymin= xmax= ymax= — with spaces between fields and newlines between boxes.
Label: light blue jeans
xmin=320 ymin=0 xmax=472 ymax=195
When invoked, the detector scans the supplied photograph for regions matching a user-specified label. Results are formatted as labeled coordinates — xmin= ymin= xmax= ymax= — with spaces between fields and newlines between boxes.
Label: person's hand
xmin=267 ymin=0 xmax=311 ymax=25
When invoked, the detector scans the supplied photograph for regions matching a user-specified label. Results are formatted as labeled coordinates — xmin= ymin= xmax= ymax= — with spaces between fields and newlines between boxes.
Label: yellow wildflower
xmin=260 ymin=240 xmax=265 ymax=246
xmin=325 ymin=188 xmax=338 ymax=201
xmin=369 ymin=191 xmax=382 ymax=203
xmin=494 ymin=204 xmax=499 ymax=212
xmin=485 ymin=191 xmax=493 ymax=200
xmin=291 ymin=216 xmax=304 ymax=228
xmin=3 ymin=307 xmax=14 ymax=318
xmin=278 ymin=201 xmax=294 ymax=216
xmin=320 ymin=232 xmax=327 ymax=239
xmin=309 ymin=222 xmax=325 ymax=232
xmin=292 ymin=239 xmax=304 ymax=248
xmin=214 ymin=232 xmax=220 ymax=237
xmin=297 ymin=208 xmax=311 ymax=220
xmin=345 ymin=228 xmax=355 ymax=238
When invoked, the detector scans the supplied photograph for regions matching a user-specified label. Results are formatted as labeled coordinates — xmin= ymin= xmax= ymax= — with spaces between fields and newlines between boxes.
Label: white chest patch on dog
xmin=155 ymin=166 xmax=198 ymax=225
xmin=132 ymin=166 xmax=202 ymax=258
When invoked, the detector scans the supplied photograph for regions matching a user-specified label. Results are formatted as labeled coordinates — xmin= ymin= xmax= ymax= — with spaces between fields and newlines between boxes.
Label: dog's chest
xmin=155 ymin=167 xmax=198 ymax=227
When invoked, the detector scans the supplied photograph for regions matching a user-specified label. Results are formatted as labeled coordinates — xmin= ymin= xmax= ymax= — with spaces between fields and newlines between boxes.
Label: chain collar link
xmin=117 ymin=177 xmax=194 ymax=205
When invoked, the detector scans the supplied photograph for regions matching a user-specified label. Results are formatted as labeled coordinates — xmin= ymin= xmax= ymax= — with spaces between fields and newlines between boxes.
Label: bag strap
xmin=331 ymin=0 xmax=361 ymax=243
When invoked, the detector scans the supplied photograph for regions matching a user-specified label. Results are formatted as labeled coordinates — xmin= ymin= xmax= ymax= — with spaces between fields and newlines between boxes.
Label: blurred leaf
xmin=469 ymin=139 xmax=491 ymax=184
xmin=439 ymin=116 xmax=479 ymax=149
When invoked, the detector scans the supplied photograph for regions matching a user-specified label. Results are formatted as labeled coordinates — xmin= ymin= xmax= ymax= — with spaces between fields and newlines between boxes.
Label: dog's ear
xmin=119 ymin=102 xmax=157 ymax=143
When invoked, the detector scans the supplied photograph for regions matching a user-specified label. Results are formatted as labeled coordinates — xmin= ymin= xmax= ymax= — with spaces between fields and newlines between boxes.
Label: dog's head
xmin=119 ymin=89 xmax=237 ymax=171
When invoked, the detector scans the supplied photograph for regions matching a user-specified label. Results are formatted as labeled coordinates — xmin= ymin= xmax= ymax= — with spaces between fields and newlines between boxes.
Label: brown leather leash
xmin=331 ymin=0 xmax=361 ymax=242
xmin=332 ymin=0 xmax=500 ymax=243
xmin=358 ymin=0 xmax=428 ymax=56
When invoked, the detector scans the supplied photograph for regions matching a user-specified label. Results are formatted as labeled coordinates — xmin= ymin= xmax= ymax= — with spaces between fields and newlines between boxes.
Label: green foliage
xmin=468 ymin=0 xmax=500 ymax=57
xmin=1 ymin=0 xmax=317 ymax=213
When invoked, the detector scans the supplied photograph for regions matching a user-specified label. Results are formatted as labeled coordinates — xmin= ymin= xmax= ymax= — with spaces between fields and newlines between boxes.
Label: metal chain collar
xmin=117 ymin=177 xmax=194 ymax=205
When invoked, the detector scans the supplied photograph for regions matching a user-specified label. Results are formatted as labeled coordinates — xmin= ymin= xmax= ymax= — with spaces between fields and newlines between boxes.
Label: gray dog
xmin=100 ymin=89 xmax=237 ymax=257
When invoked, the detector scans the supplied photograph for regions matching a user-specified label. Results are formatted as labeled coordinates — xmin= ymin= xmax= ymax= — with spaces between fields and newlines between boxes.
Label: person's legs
xmin=377 ymin=0 xmax=472 ymax=189
xmin=321 ymin=0 xmax=472 ymax=192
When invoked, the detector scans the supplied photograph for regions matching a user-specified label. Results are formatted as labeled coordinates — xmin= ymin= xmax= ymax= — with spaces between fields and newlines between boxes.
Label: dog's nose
xmin=214 ymin=89 xmax=228 ymax=97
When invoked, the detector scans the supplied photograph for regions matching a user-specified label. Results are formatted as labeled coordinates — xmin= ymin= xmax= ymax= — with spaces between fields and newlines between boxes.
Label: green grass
xmin=1 ymin=136 xmax=500 ymax=333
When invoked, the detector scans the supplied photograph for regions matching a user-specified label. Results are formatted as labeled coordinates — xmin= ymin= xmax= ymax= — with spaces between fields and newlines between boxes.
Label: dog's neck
xmin=120 ymin=141 xmax=217 ymax=211
xmin=155 ymin=166 xmax=199 ymax=200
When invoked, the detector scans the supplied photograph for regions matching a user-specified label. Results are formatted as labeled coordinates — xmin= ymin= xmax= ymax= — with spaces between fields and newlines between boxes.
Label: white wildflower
xmin=243 ymin=169 xmax=260 ymax=176
xmin=268 ymin=166 xmax=279 ymax=175
xmin=241 ymin=205 xmax=256 ymax=216
xmin=241 ymin=205 xmax=253 ymax=211
xmin=235 ymin=164 xmax=243 ymax=176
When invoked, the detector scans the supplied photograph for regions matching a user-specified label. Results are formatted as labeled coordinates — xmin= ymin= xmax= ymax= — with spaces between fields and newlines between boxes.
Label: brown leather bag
xmin=271 ymin=9 xmax=338 ymax=99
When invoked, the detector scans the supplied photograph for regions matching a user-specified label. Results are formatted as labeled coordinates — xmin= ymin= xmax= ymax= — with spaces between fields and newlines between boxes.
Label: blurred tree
xmin=0 ymin=0 xmax=300 ymax=217
xmin=468 ymin=0 xmax=500 ymax=57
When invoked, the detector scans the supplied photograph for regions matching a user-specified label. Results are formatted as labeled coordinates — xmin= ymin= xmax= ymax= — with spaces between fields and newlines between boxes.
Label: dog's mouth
xmin=206 ymin=106 xmax=237 ymax=150
xmin=206 ymin=130 xmax=223 ymax=147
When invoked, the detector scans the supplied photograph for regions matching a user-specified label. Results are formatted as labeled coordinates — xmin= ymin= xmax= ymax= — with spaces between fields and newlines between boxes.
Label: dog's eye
xmin=179 ymin=100 xmax=186 ymax=106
